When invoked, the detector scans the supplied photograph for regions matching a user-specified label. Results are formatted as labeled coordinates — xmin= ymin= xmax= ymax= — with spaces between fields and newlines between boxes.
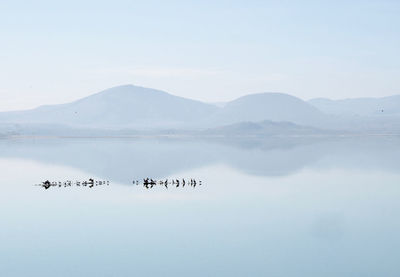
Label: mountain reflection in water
xmin=0 ymin=136 xmax=399 ymax=184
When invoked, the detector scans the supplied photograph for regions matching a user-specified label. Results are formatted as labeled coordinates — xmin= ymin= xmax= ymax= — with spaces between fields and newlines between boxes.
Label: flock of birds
xmin=37 ymin=178 xmax=202 ymax=189
xmin=134 ymin=178 xmax=202 ymax=189
xmin=39 ymin=178 xmax=109 ymax=189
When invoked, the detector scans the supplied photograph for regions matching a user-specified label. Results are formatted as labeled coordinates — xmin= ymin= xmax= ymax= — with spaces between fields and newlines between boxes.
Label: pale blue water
xmin=0 ymin=136 xmax=399 ymax=276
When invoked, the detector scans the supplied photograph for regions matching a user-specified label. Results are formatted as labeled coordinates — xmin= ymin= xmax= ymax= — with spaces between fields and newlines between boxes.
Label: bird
xmin=42 ymin=180 xmax=51 ymax=190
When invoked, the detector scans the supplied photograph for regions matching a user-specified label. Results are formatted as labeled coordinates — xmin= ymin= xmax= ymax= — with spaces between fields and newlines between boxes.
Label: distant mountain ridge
xmin=0 ymin=84 xmax=399 ymax=134
xmin=309 ymin=95 xmax=400 ymax=117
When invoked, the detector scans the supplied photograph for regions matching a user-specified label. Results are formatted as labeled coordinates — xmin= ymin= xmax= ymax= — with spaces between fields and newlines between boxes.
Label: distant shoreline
xmin=2 ymin=133 xmax=399 ymax=140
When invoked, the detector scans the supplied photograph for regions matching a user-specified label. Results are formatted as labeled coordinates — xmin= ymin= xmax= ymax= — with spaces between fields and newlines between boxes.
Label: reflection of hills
xmin=0 ymin=136 xmax=399 ymax=184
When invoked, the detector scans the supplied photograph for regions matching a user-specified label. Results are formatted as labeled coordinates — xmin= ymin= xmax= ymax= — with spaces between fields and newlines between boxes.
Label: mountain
xmin=0 ymin=87 xmax=331 ymax=131
xmin=309 ymin=95 xmax=400 ymax=117
xmin=0 ymin=85 xmax=218 ymax=129
xmin=208 ymin=93 xmax=329 ymax=128
xmin=1 ymin=85 xmax=399 ymax=134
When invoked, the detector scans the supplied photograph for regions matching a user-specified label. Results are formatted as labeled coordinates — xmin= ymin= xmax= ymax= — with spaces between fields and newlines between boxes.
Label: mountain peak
xmin=229 ymin=92 xmax=309 ymax=105
xmin=89 ymin=84 xmax=169 ymax=98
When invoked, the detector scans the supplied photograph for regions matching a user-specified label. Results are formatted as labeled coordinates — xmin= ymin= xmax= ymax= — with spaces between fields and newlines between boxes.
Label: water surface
xmin=0 ymin=136 xmax=399 ymax=276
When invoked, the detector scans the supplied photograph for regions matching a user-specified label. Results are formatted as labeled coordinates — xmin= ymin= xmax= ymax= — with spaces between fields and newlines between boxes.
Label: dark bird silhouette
xmin=42 ymin=180 xmax=51 ymax=190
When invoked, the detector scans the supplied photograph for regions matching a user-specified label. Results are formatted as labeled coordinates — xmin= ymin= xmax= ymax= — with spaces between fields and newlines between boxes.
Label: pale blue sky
xmin=0 ymin=0 xmax=399 ymax=111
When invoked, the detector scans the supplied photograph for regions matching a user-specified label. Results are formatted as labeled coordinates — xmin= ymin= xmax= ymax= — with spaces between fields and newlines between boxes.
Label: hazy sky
xmin=0 ymin=0 xmax=399 ymax=111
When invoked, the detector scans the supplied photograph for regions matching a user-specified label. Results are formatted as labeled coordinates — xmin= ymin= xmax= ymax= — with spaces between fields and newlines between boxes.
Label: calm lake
xmin=1 ymin=136 xmax=399 ymax=276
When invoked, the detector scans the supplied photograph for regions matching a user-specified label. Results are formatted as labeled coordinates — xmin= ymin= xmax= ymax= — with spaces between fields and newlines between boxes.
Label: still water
xmin=0 ymin=136 xmax=399 ymax=276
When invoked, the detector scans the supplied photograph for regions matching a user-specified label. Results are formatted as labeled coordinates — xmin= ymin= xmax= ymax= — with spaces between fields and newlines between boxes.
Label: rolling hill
xmin=208 ymin=92 xmax=329 ymax=128
xmin=0 ymin=85 xmax=218 ymax=129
